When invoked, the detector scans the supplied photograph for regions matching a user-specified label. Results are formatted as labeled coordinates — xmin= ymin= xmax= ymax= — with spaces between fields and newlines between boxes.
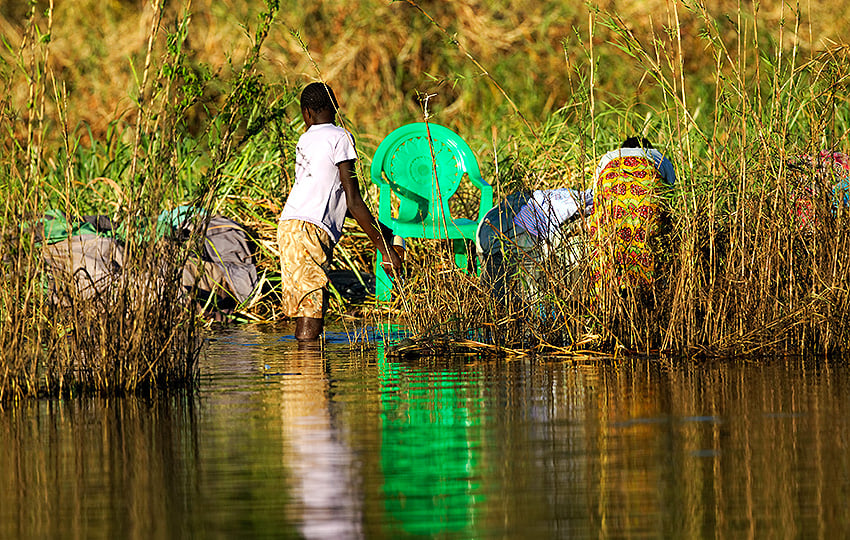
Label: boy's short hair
xmin=300 ymin=82 xmax=339 ymax=113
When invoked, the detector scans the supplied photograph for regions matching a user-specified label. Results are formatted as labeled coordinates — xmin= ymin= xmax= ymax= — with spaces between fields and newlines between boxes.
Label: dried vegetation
xmin=2 ymin=0 xmax=850 ymax=401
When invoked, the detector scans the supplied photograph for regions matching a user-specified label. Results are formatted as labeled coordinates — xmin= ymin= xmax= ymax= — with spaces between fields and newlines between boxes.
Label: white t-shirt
xmin=280 ymin=123 xmax=358 ymax=243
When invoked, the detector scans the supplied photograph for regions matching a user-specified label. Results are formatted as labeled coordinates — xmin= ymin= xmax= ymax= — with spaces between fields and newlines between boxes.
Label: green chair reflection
xmin=377 ymin=344 xmax=483 ymax=535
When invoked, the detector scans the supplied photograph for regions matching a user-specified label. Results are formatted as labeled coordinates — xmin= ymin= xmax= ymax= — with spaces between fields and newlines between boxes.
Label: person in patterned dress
xmin=786 ymin=150 xmax=850 ymax=230
xmin=588 ymin=137 xmax=677 ymax=303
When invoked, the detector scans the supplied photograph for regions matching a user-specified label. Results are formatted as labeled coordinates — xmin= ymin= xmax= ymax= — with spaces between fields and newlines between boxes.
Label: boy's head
xmin=621 ymin=136 xmax=654 ymax=149
xmin=300 ymin=82 xmax=339 ymax=116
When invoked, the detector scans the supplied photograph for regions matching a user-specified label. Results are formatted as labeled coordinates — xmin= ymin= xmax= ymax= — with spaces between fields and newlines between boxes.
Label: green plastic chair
xmin=370 ymin=123 xmax=494 ymax=301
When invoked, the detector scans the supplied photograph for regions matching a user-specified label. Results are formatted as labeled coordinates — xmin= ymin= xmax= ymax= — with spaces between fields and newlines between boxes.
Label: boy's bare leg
xmin=295 ymin=317 xmax=323 ymax=341
xmin=294 ymin=287 xmax=327 ymax=341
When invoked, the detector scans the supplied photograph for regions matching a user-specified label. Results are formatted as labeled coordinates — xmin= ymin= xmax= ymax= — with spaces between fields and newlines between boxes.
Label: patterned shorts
xmin=277 ymin=219 xmax=333 ymax=319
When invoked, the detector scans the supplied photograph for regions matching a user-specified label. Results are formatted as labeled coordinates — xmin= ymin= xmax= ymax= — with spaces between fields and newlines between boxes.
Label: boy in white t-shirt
xmin=278 ymin=82 xmax=402 ymax=340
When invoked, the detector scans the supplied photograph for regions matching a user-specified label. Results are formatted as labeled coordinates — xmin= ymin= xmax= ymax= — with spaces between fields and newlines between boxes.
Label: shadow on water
xmin=2 ymin=323 xmax=850 ymax=538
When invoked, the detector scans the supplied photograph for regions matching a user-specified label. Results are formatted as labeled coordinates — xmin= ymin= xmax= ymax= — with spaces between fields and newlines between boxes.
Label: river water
xmin=2 ymin=323 xmax=849 ymax=538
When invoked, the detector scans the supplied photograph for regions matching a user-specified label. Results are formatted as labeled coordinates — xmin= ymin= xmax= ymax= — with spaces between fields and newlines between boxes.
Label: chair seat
xmin=386 ymin=217 xmax=479 ymax=241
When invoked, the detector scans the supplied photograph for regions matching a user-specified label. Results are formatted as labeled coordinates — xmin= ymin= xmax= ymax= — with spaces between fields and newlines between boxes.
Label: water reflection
xmin=377 ymin=344 xmax=482 ymax=536
xmin=277 ymin=341 xmax=362 ymax=539
xmin=0 ymin=394 xmax=200 ymax=539
xmin=1 ymin=326 xmax=849 ymax=538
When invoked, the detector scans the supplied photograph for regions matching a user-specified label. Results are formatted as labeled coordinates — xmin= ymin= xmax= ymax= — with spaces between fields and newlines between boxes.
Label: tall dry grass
xmin=3 ymin=1 xmax=848 ymax=142
xmin=0 ymin=0 xmax=289 ymax=400
xmin=389 ymin=3 xmax=850 ymax=356
xmin=3 ymin=0 xmax=850 ymax=360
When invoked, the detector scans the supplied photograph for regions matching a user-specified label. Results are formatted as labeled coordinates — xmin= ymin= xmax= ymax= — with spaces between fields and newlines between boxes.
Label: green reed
xmin=3 ymin=0 xmax=849 ymax=362
xmin=0 ymin=0 xmax=295 ymax=400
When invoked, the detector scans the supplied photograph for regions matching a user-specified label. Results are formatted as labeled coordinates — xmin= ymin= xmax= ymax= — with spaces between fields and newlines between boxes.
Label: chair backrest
xmin=371 ymin=123 xmax=483 ymax=228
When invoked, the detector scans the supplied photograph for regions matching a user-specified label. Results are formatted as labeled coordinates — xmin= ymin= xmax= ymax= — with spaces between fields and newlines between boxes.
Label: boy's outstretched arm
xmin=338 ymin=160 xmax=402 ymax=272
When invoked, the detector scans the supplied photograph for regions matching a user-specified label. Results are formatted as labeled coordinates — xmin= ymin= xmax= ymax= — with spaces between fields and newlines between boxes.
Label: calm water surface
xmin=2 ymin=324 xmax=850 ymax=538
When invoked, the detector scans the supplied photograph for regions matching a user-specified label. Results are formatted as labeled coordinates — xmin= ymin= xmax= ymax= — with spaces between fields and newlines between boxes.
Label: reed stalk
xmin=2 ymin=0 xmax=849 ymax=362
xmin=385 ymin=2 xmax=850 ymax=356
xmin=0 ymin=0 xmax=289 ymax=400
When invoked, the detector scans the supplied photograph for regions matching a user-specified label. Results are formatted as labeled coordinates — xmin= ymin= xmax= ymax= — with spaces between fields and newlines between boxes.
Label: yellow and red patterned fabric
xmin=788 ymin=151 xmax=850 ymax=230
xmin=589 ymin=154 xmax=666 ymax=295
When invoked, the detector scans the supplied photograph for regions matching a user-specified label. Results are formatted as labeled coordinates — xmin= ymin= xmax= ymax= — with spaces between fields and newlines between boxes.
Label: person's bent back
xmin=588 ymin=137 xmax=676 ymax=305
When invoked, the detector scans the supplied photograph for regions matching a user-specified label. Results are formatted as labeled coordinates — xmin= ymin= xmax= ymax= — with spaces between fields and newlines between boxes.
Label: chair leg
xmin=375 ymin=251 xmax=393 ymax=301
xmin=452 ymin=239 xmax=471 ymax=273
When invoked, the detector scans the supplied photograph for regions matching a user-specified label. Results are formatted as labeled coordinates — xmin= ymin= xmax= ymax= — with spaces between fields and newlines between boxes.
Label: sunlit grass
xmin=2 ymin=0 xmax=850 ymax=402
xmin=0 ymin=0 xmax=291 ymax=400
